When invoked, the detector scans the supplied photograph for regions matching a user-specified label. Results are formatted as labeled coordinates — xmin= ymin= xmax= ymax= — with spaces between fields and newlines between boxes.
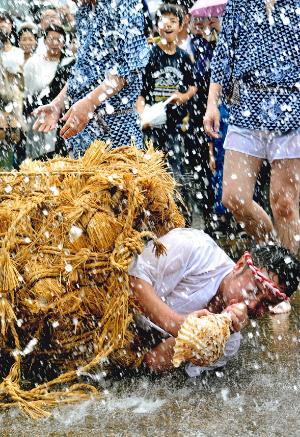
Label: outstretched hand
xmin=60 ymin=97 xmax=96 ymax=140
xmin=33 ymin=103 xmax=61 ymax=132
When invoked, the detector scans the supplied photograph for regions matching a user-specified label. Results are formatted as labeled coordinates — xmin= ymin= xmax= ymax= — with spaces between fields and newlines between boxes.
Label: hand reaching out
xmin=60 ymin=97 xmax=96 ymax=139
xmin=171 ymin=91 xmax=189 ymax=105
xmin=33 ymin=103 xmax=62 ymax=132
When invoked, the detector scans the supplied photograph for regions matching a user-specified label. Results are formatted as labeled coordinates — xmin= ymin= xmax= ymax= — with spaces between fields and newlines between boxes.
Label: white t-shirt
xmin=129 ymin=228 xmax=235 ymax=315
xmin=128 ymin=228 xmax=241 ymax=376
xmin=24 ymin=53 xmax=59 ymax=96
xmin=1 ymin=47 xmax=24 ymax=75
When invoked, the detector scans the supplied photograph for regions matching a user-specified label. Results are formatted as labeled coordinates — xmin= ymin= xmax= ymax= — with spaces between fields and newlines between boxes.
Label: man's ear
xmin=233 ymin=256 xmax=246 ymax=273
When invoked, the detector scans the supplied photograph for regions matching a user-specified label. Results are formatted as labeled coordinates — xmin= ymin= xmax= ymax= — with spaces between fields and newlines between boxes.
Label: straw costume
xmin=0 ymin=141 xmax=185 ymax=418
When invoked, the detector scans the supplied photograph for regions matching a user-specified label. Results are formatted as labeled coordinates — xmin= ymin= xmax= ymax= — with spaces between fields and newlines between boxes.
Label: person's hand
xmin=204 ymin=103 xmax=220 ymax=139
xmin=224 ymin=302 xmax=248 ymax=332
xmin=60 ymin=97 xmax=96 ymax=140
xmin=32 ymin=103 xmax=62 ymax=132
xmin=171 ymin=92 xmax=189 ymax=105
xmin=189 ymin=309 xmax=212 ymax=319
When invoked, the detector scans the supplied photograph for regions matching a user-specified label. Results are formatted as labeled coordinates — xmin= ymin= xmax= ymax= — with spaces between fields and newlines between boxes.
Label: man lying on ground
xmin=129 ymin=228 xmax=299 ymax=375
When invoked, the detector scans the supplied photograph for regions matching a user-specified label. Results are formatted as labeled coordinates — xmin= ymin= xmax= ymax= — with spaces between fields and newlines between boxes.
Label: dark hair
xmin=0 ymin=11 xmax=17 ymax=45
xmin=251 ymin=244 xmax=300 ymax=297
xmin=163 ymin=0 xmax=194 ymax=16
xmin=155 ymin=3 xmax=185 ymax=26
xmin=44 ymin=24 xmax=66 ymax=41
xmin=18 ymin=26 xmax=39 ymax=41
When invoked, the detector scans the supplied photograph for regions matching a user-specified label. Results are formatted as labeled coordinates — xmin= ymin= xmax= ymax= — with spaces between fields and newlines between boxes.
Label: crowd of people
xmin=0 ymin=0 xmax=299 ymax=256
xmin=0 ymin=1 xmax=76 ymax=168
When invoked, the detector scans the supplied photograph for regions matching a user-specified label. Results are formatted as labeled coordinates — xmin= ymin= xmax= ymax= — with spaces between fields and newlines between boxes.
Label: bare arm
xmin=60 ymin=74 xmax=126 ymax=139
xmin=129 ymin=276 xmax=184 ymax=337
xmin=52 ymin=84 xmax=68 ymax=113
xmin=88 ymin=75 xmax=126 ymax=107
xmin=136 ymin=95 xmax=146 ymax=114
xmin=204 ymin=82 xmax=222 ymax=139
xmin=172 ymin=85 xmax=198 ymax=105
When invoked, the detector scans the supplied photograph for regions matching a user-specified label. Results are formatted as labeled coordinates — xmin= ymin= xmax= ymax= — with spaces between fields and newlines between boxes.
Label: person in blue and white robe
xmin=33 ymin=0 xmax=149 ymax=157
xmin=204 ymin=0 xmax=300 ymax=255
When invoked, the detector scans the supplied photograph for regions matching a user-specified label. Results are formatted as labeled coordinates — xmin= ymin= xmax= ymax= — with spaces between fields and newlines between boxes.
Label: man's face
xmin=45 ymin=31 xmax=64 ymax=57
xmin=40 ymin=10 xmax=62 ymax=31
xmin=227 ymin=264 xmax=281 ymax=318
xmin=157 ymin=13 xmax=182 ymax=43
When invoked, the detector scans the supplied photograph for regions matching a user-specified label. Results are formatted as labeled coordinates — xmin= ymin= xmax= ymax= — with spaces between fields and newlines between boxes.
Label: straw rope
xmin=0 ymin=141 xmax=184 ymax=418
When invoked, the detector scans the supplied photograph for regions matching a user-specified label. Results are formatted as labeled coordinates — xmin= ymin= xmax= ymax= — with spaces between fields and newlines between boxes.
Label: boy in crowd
xmin=136 ymin=3 xmax=197 ymax=219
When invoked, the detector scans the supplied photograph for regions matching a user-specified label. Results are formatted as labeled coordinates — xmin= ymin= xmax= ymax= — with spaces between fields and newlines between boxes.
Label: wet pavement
xmin=1 ymin=292 xmax=299 ymax=437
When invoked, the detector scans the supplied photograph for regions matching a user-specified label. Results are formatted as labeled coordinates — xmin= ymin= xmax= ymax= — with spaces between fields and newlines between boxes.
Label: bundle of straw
xmin=0 ymin=141 xmax=184 ymax=418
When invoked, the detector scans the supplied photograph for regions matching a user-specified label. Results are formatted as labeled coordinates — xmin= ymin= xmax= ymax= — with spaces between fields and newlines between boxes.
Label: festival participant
xmin=33 ymin=0 xmax=149 ymax=158
xmin=136 ymin=3 xmax=197 ymax=220
xmin=204 ymin=0 xmax=300 ymax=255
xmin=129 ymin=227 xmax=299 ymax=373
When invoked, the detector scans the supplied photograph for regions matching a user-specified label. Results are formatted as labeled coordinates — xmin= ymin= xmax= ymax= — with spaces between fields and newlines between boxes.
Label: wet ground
xmin=1 ymin=295 xmax=299 ymax=437
xmin=0 ymin=216 xmax=299 ymax=436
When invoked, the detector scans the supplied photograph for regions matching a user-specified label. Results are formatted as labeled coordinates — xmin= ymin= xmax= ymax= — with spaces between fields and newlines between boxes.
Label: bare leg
xmin=143 ymin=337 xmax=176 ymax=372
xmin=270 ymin=158 xmax=300 ymax=255
xmin=222 ymin=150 xmax=274 ymax=242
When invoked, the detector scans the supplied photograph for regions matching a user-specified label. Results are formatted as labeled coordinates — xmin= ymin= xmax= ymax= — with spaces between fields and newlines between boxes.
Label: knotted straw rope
xmin=0 ymin=141 xmax=185 ymax=418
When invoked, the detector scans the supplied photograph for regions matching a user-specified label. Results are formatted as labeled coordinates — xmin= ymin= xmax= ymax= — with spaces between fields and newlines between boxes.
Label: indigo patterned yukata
xmin=211 ymin=0 xmax=300 ymax=132
xmin=67 ymin=0 xmax=149 ymax=157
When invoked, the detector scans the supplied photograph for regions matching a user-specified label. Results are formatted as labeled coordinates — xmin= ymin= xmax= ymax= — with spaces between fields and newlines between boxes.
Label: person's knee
xmin=222 ymin=187 xmax=252 ymax=214
xmin=271 ymin=190 xmax=298 ymax=220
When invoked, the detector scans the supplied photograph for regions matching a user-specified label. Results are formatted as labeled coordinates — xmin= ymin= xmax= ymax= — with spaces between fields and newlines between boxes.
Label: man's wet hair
xmin=251 ymin=244 xmax=300 ymax=297
xmin=156 ymin=3 xmax=185 ymax=26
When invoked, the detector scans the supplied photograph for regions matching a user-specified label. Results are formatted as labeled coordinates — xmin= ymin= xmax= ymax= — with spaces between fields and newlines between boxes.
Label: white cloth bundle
xmin=141 ymin=95 xmax=175 ymax=129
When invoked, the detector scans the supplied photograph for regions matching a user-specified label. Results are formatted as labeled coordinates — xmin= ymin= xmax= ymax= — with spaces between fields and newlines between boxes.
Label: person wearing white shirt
xmin=0 ymin=10 xmax=24 ymax=169
xmin=35 ymin=7 xmax=62 ymax=57
xmin=24 ymin=24 xmax=68 ymax=159
xmin=128 ymin=227 xmax=299 ymax=375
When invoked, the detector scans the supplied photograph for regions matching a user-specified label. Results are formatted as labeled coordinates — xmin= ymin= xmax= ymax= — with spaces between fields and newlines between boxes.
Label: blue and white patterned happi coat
xmin=211 ymin=0 xmax=300 ymax=132
xmin=67 ymin=0 xmax=149 ymax=157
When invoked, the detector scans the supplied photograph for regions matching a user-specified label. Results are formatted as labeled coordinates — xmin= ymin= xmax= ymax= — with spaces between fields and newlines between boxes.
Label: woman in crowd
xmin=18 ymin=23 xmax=38 ymax=65
xmin=0 ymin=11 xmax=24 ymax=169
